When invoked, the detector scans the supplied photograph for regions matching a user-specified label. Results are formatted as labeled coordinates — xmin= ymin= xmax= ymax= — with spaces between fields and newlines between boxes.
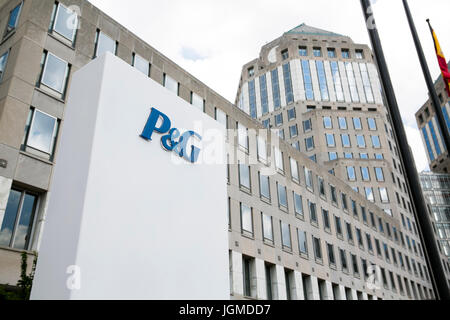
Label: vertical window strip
xmin=330 ymin=61 xmax=344 ymax=102
xmin=248 ymin=80 xmax=257 ymax=119
xmin=359 ymin=63 xmax=374 ymax=103
xmin=428 ymin=120 xmax=442 ymax=156
xmin=316 ymin=61 xmax=329 ymax=101
xmin=301 ymin=60 xmax=314 ymax=101
xmin=345 ymin=62 xmax=360 ymax=102
xmin=271 ymin=69 xmax=281 ymax=110
xmin=283 ymin=63 xmax=294 ymax=104
xmin=260 ymin=74 xmax=269 ymax=115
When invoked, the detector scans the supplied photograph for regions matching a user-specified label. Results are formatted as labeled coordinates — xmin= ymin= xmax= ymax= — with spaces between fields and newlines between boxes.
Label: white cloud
xmin=405 ymin=124 xmax=430 ymax=173
xmin=89 ymin=0 xmax=450 ymax=170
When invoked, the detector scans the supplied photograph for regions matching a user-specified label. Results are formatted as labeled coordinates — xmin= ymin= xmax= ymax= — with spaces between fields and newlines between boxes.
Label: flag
xmin=427 ymin=20 xmax=450 ymax=97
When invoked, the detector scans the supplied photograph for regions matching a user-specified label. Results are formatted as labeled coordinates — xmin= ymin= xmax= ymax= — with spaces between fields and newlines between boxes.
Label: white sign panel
xmin=31 ymin=53 xmax=229 ymax=300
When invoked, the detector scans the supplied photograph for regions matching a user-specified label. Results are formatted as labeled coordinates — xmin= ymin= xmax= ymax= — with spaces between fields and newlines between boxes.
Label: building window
xmin=248 ymin=79 xmax=257 ymax=119
xmin=322 ymin=209 xmax=330 ymax=230
xmin=262 ymin=119 xmax=270 ymax=129
xmin=305 ymin=137 xmax=315 ymax=151
xmin=281 ymin=222 xmax=292 ymax=250
xmin=379 ymin=188 xmax=389 ymax=203
xmin=50 ymin=2 xmax=78 ymax=43
xmin=299 ymin=46 xmax=308 ymax=56
xmin=353 ymin=117 xmax=362 ymax=130
xmin=422 ymin=127 xmax=435 ymax=161
xmin=303 ymin=119 xmax=312 ymax=132
xmin=329 ymin=152 xmax=338 ymax=161
xmin=366 ymin=234 xmax=373 ymax=252
xmin=277 ymin=183 xmax=288 ymax=209
xmin=191 ymin=92 xmax=204 ymax=111
xmin=341 ymin=134 xmax=351 ymax=148
xmin=240 ymin=204 xmax=253 ymax=237
xmin=346 ymin=222 xmax=353 ymax=243
xmin=298 ymin=229 xmax=308 ymax=254
xmin=345 ymin=62 xmax=360 ymax=102
xmin=215 ymin=108 xmax=227 ymax=129
xmin=0 ymin=50 xmax=10 ymax=83
xmin=359 ymin=63 xmax=374 ymax=103
xmin=0 ymin=188 xmax=38 ymax=250
xmin=4 ymin=1 xmax=22 ymax=37
xmin=357 ymin=135 xmax=366 ymax=148
xmin=347 ymin=166 xmax=356 ymax=181
xmin=94 ymin=30 xmax=117 ymax=58
xmin=316 ymin=61 xmax=329 ymax=101
xmin=361 ymin=167 xmax=370 ymax=181
xmin=238 ymin=162 xmax=251 ymax=191
xmin=290 ymin=158 xmax=299 ymax=182
xmin=274 ymin=147 xmax=284 ymax=173
xmin=375 ymin=167 xmax=384 ymax=182
xmin=275 ymin=113 xmax=283 ymax=127
xmin=327 ymin=243 xmax=336 ymax=265
xmin=260 ymin=74 xmax=269 ymax=115
xmin=356 ymin=50 xmax=364 ymax=59
xmin=323 ymin=116 xmax=333 ymax=129
xmin=335 ymin=216 xmax=343 ymax=236
xmin=313 ymin=47 xmax=322 ymax=57
xmin=340 ymin=249 xmax=348 ymax=271
xmin=301 ymin=60 xmax=315 ymax=100
xmin=163 ymin=74 xmax=178 ymax=94
xmin=305 ymin=168 xmax=314 ymax=191
xmin=287 ymin=107 xmax=296 ymax=121
xmin=323 ymin=133 xmax=335 ymax=148
xmin=290 ymin=124 xmax=298 ymax=138
xmin=313 ymin=236 xmax=322 ymax=260
xmin=133 ymin=53 xmax=150 ymax=76
xmin=247 ymin=67 xmax=254 ymax=77
xmin=242 ymin=256 xmax=255 ymax=297
xmin=39 ymin=51 xmax=70 ymax=95
xmin=283 ymin=63 xmax=294 ymax=104
xmin=271 ymin=69 xmax=281 ymax=109
xmin=257 ymin=137 xmax=267 ymax=163
xmin=293 ymin=192 xmax=303 ymax=217
xmin=365 ymin=187 xmax=375 ymax=202
xmin=22 ymin=108 xmax=59 ymax=157
xmin=262 ymin=213 xmax=274 ymax=243
xmin=327 ymin=48 xmax=336 ymax=58
xmin=330 ymin=61 xmax=345 ymax=102
xmin=309 ymin=200 xmax=317 ymax=223
xmin=371 ymin=135 xmax=381 ymax=149
xmin=352 ymin=254 xmax=359 ymax=275
xmin=341 ymin=49 xmax=350 ymax=59
xmin=238 ymin=123 xmax=248 ymax=151
xmin=330 ymin=185 xmax=338 ymax=204
xmin=259 ymin=173 xmax=270 ymax=201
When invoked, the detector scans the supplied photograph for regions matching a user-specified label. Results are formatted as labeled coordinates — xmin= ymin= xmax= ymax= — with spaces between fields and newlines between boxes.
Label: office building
xmin=416 ymin=61 xmax=450 ymax=173
xmin=0 ymin=0 xmax=436 ymax=299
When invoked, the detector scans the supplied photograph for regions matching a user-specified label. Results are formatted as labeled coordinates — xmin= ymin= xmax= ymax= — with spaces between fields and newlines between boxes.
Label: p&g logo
xmin=140 ymin=107 xmax=202 ymax=163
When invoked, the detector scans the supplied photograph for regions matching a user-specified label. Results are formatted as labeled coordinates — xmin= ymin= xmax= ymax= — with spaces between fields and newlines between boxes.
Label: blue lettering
xmin=140 ymin=107 xmax=202 ymax=163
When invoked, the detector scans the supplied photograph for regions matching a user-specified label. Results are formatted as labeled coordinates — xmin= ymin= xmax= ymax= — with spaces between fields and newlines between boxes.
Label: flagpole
xmin=360 ymin=0 xmax=450 ymax=300
xmin=402 ymin=0 xmax=450 ymax=153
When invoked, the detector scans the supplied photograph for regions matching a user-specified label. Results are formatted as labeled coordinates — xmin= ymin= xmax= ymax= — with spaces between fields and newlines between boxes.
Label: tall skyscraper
xmin=416 ymin=61 xmax=450 ymax=173
xmin=0 ymin=1 xmax=438 ymax=299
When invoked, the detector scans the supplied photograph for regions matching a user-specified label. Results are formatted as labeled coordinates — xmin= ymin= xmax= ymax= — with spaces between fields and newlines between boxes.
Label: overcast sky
xmin=90 ymin=0 xmax=450 ymax=172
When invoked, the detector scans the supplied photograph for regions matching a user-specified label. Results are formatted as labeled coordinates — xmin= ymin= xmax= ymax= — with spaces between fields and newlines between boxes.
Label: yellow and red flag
xmin=428 ymin=20 xmax=450 ymax=97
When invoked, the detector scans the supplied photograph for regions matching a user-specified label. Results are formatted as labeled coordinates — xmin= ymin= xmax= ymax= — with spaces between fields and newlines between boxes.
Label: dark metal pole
xmin=402 ymin=0 xmax=450 ymax=154
xmin=360 ymin=0 xmax=450 ymax=300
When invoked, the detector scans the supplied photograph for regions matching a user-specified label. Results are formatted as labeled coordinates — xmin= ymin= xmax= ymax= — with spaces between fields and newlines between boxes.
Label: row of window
xmin=234 ymin=157 xmax=423 ymax=257
xmin=237 ymin=202 xmax=428 ymax=284
xmin=240 ymin=253 xmax=432 ymax=300
xmin=244 ymin=59 xmax=377 ymax=119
